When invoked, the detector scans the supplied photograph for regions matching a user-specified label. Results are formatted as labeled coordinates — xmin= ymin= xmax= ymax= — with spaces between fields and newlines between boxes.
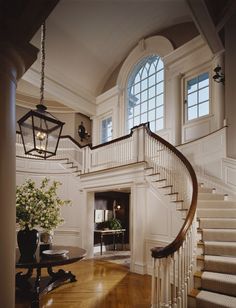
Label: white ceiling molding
xmin=22 ymin=68 xmax=96 ymax=116
xmin=186 ymin=0 xmax=224 ymax=55
xmin=96 ymin=85 xmax=120 ymax=105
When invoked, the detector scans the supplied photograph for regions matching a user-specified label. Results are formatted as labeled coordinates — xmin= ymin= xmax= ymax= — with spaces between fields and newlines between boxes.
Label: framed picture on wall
xmin=104 ymin=210 xmax=113 ymax=221
xmin=94 ymin=210 xmax=104 ymax=223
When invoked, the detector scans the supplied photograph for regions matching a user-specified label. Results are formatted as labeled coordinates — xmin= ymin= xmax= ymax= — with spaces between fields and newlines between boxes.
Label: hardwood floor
xmin=16 ymin=259 xmax=151 ymax=307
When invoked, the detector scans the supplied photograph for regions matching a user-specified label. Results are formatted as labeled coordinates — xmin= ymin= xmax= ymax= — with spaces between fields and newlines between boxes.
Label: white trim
xmin=23 ymin=68 xmax=96 ymax=116
xmin=117 ymin=35 xmax=174 ymax=90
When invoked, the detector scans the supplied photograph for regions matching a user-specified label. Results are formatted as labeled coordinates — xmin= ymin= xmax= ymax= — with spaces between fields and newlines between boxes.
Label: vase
xmin=17 ymin=227 xmax=39 ymax=259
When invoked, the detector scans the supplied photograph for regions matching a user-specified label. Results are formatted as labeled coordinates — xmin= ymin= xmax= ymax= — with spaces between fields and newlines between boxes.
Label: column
xmin=212 ymin=54 xmax=225 ymax=130
xmin=165 ymin=71 xmax=182 ymax=145
xmin=0 ymin=46 xmax=25 ymax=308
xmin=225 ymin=13 xmax=236 ymax=158
xmin=130 ymin=182 xmax=147 ymax=274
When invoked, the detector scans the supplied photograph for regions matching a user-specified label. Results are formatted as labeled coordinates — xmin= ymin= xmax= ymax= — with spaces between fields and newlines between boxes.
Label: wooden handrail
xmin=16 ymin=123 xmax=146 ymax=150
xmin=145 ymin=124 xmax=198 ymax=258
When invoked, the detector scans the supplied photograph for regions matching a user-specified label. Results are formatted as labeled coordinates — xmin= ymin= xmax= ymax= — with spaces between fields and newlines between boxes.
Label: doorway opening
xmin=93 ymin=190 xmax=130 ymax=268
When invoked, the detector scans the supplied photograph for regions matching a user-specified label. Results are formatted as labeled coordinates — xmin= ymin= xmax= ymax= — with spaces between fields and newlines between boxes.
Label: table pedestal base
xmin=16 ymin=266 xmax=77 ymax=308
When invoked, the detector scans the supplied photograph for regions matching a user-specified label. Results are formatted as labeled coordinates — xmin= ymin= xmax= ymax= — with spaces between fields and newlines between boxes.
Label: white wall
xmin=16 ymin=157 xmax=82 ymax=247
xmin=79 ymin=161 xmax=183 ymax=274
xmin=94 ymin=35 xmax=225 ymax=147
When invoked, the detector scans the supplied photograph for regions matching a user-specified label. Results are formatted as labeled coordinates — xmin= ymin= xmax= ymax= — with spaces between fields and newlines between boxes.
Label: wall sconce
xmin=213 ymin=65 xmax=225 ymax=84
xmin=112 ymin=200 xmax=121 ymax=219
xmin=78 ymin=121 xmax=90 ymax=142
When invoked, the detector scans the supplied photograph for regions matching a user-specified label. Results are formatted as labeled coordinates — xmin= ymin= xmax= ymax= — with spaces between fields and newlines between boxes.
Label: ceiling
xmin=17 ymin=0 xmax=233 ymax=116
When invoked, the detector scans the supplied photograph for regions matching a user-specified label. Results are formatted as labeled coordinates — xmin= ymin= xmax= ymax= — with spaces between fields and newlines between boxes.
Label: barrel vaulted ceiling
xmin=17 ymin=0 xmax=234 ymax=116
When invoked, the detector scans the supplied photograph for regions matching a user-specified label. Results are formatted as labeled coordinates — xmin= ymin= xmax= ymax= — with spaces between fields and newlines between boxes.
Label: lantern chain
xmin=40 ymin=22 xmax=46 ymax=105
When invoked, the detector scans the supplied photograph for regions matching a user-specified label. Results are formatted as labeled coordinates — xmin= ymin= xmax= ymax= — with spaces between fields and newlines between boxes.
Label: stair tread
xmin=199 ymin=218 xmax=236 ymax=221
xmin=197 ymin=200 xmax=236 ymax=208
xmin=204 ymin=241 xmax=236 ymax=246
xmin=196 ymin=290 xmax=236 ymax=306
xmin=201 ymin=271 xmax=236 ymax=283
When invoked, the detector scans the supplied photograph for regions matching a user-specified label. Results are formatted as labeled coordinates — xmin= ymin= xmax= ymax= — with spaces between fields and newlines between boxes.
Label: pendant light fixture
xmin=18 ymin=22 xmax=64 ymax=159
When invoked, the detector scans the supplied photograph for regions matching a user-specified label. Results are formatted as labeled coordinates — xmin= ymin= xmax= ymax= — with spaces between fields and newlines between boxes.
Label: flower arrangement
xmin=16 ymin=178 xmax=71 ymax=231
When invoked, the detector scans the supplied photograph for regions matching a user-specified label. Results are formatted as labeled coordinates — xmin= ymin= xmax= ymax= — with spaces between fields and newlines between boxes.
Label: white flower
xmin=16 ymin=178 xmax=71 ymax=231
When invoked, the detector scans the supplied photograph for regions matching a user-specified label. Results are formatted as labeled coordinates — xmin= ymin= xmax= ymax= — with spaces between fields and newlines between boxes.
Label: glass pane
xmin=148 ymin=109 xmax=155 ymax=121
xmin=141 ymin=113 xmax=147 ymax=123
xmin=156 ymin=94 xmax=163 ymax=107
xmin=141 ymin=101 xmax=147 ymax=113
xmin=134 ymin=116 xmax=140 ymax=126
xmin=134 ymin=105 xmax=140 ymax=116
xmin=149 ymin=63 xmax=156 ymax=75
xmin=149 ymin=97 xmax=155 ymax=110
xmin=156 ymin=70 xmax=164 ymax=83
xmin=128 ymin=93 xmax=139 ymax=108
xmin=188 ymin=106 xmax=197 ymax=120
xmin=141 ymin=90 xmax=147 ymax=102
xmin=128 ymin=119 xmax=133 ymax=131
xmin=148 ymin=86 xmax=155 ymax=99
xmin=156 ymin=118 xmax=164 ymax=130
xmin=187 ymin=92 xmax=197 ymax=106
xmin=198 ymin=72 xmax=209 ymax=88
xmin=141 ymin=78 xmax=148 ymax=91
xmin=187 ymin=77 xmax=197 ymax=93
xmin=150 ymin=121 xmax=155 ymax=131
xmin=142 ymin=67 xmax=148 ymax=79
xmin=199 ymin=87 xmax=209 ymax=102
xmin=126 ymin=55 xmax=165 ymax=133
xmin=134 ymin=82 xmax=140 ymax=94
xmin=156 ymin=82 xmax=163 ymax=94
xmin=156 ymin=106 xmax=163 ymax=118
xmin=199 ymin=101 xmax=209 ymax=117
xmin=148 ymin=74 xmax=155 ymax=87
xmin=128 ymin=106 xmax=134 ymax=118
xmin=157 ymin=59 xmax=164 ymax=71
xmin=134 ymin=73 xmax=141 ymax=84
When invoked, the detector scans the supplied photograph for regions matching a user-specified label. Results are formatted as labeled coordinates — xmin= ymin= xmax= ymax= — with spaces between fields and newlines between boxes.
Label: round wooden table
xmin=16 ymin=245 xmax=86 ymax=308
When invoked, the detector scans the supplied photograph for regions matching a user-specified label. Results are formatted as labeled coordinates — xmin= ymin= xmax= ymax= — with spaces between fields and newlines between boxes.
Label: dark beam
xmin=216 ymin=1 xmax=236 ymax=31
xmin=186 ymin=0 xmax=224 ymax=54
xmin=0 ymin=0 xmax=59 ymax=44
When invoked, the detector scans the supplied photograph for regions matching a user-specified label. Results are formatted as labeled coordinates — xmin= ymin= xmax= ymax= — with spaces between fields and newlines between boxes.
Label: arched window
xmin=126 ymin=55 xmax=164 ymax=132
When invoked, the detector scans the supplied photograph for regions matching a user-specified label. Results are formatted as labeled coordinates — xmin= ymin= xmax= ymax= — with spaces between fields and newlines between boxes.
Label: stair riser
xmin=197 ymin=209 xmax=236 ymax=218
xmin=204 ymin=261 xmax=236 ymax=275
xmin=149 ymin=174 xmax=161 ymax=181
xmin=194 ymin=276 xmax=236 ymax=297
xmin=205 ymin=245 xmax=236 ymax=257
xmin=199 ymin=220 xmax=236 ymax=229
xmin=198 ymin=187 xmax=214 ymax=193
xmin=197 ymin=201 xmax=236 ymax=208
xmin=196 ymin=259 xmax=204 ymax=272
xmin=198 ymin=193 xmax=224 ymax=200
xmin=201 ymin=279 xmax=236 ymax=297
xmin=202 ymin=231 xmax=236 ymax=242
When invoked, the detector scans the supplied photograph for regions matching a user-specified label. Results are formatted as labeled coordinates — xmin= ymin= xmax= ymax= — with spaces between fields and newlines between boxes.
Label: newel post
xmin=82 ymin=146 xmax=91 ymax=173
xmin=137 ymin=125 xmax=145 ymax=162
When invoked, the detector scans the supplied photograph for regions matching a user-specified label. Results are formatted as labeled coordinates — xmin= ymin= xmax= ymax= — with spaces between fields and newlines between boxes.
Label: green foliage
xmin=16 ymin=178 xmax=71 ymax=231
xmin=108 ymin=218 xmax=122 ymax=230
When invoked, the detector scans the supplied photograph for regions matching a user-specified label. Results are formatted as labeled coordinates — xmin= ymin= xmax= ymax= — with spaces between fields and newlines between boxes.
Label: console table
xmin=16 ymin=245 xmax=86 ymax=308
xmin=94 ymin=229 xmax=126 ymax=255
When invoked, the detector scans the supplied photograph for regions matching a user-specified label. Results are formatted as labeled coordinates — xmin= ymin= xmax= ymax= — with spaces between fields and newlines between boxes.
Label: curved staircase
xmin=188 ymin=184 xmax=236 ymax=308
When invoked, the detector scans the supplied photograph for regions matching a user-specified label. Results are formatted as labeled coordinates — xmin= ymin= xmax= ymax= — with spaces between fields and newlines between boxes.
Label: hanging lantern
xmin=18 ymin=22 xmax=64 ymax=159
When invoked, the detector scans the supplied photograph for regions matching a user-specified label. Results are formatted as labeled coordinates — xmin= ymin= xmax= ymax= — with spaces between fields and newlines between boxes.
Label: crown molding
xmin=22 ymin=68 xmax=96 ymax=116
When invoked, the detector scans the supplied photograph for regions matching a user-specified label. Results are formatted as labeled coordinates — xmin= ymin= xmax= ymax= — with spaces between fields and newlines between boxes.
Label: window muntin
xmin=126 ymin=55 xmax=164 ymax=132
xmin=101 ymin=117 xmax=112 ymax=144
xmin=185 ymin=72 xmax=209 ymax=121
